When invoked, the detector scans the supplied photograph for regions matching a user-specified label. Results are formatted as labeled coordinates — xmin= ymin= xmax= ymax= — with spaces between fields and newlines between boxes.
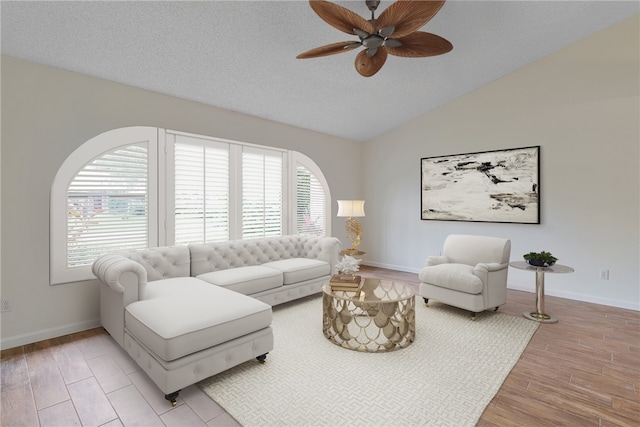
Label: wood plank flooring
xmin=1 ymin=327 xmax=240 ymax=427
xmin=2 ymin=265 xmax=638 ymax=426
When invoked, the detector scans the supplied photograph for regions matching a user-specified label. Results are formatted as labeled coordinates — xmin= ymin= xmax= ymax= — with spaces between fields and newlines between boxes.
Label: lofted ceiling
xmin=1 ymin=1 xmax=638 ymax=142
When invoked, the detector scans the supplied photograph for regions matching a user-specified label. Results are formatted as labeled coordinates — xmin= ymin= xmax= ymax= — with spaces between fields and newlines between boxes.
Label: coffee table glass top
xmin=323 ymin=277 xmax=415 ymax=303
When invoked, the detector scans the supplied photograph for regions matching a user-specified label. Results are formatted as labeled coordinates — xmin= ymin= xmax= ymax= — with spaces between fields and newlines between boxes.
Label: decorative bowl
xmin=526 ymin=259 xmax=555 ymax=267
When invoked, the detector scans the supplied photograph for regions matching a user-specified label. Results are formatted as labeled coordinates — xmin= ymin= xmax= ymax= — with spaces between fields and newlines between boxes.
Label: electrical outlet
xmin=599 ymin=269 xmax=609 ymax=280
xmin=1 ymin=298 xmax=12 ymax=312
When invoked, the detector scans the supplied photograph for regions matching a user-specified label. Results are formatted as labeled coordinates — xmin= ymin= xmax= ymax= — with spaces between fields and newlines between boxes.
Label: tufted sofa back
xmin=189 ymin=235 xmax=337 ymax=277
xmin=115 ymin=245 xmax=191 ymax=281
xmin=103 ymin=235 xmax=340 ymax=283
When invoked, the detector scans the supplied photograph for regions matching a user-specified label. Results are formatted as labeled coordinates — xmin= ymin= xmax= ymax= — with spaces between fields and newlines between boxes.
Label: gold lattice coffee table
xmin=322 ymin=277 xmax=415 ymax=352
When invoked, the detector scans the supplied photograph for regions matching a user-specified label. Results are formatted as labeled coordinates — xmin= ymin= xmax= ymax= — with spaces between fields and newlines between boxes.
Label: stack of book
xmin=329 ymin=274 xmax=362 ymax=292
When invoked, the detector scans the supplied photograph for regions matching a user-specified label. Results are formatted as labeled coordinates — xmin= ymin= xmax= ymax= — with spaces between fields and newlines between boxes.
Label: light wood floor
xmin=2 ymin=266 xmax=638 ymax=426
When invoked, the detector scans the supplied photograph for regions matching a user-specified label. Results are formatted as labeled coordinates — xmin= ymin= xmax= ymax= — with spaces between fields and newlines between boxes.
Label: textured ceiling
xmin=2 ymin=1 xmax=638 ymax=141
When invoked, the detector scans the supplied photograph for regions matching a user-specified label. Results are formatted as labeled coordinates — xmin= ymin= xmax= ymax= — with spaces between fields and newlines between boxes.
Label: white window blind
xmin=174 ymin=137 xmax=230 ymax=244
xmin=296 ymin=165 xmax=326 ymax=236
xmin=242 ymin=149 xmax=283 ymax=239
xmin=67 ymin=144 xmax=148 ymax=267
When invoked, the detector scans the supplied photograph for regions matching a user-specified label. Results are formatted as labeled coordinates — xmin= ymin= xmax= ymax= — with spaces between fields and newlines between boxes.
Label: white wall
xmin=0 ymin=56 xmax=362 ymax=348
xmin=362 ymin=15 xmax=639 ymax=310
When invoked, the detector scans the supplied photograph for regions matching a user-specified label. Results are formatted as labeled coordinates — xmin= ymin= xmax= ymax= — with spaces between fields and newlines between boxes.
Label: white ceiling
xmin=2 ymin=1 xmax=638 ymax=141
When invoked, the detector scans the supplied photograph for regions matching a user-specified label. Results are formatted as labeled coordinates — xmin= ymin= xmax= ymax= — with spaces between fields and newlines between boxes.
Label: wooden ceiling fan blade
xmin=376 ymin=0 xmax=446 ymax=39
xmin=297 ymin=41 xmax=360 ymax=59
xmin=386 ymin=32 xmax=452 ymax=57
xmin=355 ymin=48 xmax=388 ymax=77
xmin=309 ymin=0 xmax=374 ymax=35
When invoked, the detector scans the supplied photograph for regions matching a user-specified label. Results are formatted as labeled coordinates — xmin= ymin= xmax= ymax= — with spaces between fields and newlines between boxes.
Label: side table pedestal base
xmin=510 ymin=261 xmax=574 ymax=325
xmin=523 ymin=311 xmax=558 ymax=324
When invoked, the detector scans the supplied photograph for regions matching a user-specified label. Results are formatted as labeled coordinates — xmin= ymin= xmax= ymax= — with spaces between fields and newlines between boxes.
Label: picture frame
xmin=420 ymin=146 xmax=540 ymax=224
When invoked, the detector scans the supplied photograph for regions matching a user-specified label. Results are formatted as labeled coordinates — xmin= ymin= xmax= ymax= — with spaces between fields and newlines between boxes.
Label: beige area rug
xmin=200 ymin=296 xmax=538 ymax=426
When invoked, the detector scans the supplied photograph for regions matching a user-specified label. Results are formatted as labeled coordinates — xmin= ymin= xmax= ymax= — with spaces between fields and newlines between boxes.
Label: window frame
xmin=241 ymin=146 xmax=286 ymax=239
xmin=50 ymin=126 xmax=159 ymax=284
xmin=289 ymin=151 xmax=331 ymax=236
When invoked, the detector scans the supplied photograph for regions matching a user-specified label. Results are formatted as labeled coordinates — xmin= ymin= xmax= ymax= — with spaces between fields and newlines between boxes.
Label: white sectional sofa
xmin=92 ymin=235 xmax=341 ymax=405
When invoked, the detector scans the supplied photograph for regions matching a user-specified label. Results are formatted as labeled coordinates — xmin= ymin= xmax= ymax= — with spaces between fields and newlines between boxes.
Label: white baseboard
xmin=0 ymin=318 xmax=101 ymax=350
xmin=508 ymin=282 xmax=640 ymax=311
xmin=362 ymin=260 xmax=421 ymax=274
xmin=364 ymin=261 xmax=640 ymax=312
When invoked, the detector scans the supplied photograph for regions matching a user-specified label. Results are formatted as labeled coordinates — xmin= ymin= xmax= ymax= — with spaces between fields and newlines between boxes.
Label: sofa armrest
xmin=92 ymin=253 xmax=148 ymax=295
xmin=92 ymin=254 xmax=149 ymax=348
xmin=426 ymin=255 xmax=449 ymax=266
xmin=315 ymin=237 xmax=342 ymax=274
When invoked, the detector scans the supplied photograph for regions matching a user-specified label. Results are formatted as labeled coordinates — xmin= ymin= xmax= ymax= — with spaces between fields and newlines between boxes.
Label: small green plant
xmin=523 ymin=251 xmax=558 ymax=266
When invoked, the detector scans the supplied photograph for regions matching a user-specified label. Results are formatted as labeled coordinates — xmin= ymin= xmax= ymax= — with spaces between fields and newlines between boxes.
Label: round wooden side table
xmin=510 ymin=261 xmax=574 ymax=324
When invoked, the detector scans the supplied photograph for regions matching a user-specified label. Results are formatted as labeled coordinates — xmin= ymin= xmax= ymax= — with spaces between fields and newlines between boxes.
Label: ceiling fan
xmin=297 ymin=0 xmax=453 ymax=77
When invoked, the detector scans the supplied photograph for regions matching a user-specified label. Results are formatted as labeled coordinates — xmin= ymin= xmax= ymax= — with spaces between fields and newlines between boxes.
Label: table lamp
xmin=337 ymin=200 xmax=365 ymax=254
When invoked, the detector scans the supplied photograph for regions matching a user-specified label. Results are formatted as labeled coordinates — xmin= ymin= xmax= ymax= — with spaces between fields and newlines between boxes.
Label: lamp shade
xmin=337 ymin=200 xmax=365 ymax=217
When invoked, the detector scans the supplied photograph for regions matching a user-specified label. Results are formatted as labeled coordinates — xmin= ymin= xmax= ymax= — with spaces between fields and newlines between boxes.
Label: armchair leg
xmin=470 ymin=312 xmax=477 ymax=321
xmin=423 ymin=298 xmax=429 ymax=306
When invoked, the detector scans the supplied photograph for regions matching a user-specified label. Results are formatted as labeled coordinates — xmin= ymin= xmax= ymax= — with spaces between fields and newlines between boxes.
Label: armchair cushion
xmin=419 ymin=263 xmax=483 ymax=294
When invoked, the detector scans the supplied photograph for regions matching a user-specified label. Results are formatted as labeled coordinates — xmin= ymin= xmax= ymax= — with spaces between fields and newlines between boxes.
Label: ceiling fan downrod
xmin=365 ymin=0 xmax=380 ymax=21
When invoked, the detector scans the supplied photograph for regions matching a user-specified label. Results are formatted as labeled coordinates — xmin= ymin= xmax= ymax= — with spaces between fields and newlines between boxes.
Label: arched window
xmin=294 ymin=158 xmax=329 ymax=236
xmin=50 ymin=127 xmax=331 ymax=284
xmin=50 ymin=127 xmax=158 ymax=284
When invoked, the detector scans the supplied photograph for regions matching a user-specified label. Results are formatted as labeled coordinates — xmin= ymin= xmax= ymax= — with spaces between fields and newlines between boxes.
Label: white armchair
xmin=418 ymin=234 xmax=511 ymax=320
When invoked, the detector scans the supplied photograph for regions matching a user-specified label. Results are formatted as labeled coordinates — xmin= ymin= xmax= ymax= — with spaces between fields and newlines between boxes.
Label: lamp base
xmin=340 ymin=248 xmax=366 ymax=257
xmin=345 ymin=217 xmax=362 ymax=252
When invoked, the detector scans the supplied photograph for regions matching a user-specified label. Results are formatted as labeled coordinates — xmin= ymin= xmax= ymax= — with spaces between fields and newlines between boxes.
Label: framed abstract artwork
xmin=421 ymin=146 xmax=540 ymax=223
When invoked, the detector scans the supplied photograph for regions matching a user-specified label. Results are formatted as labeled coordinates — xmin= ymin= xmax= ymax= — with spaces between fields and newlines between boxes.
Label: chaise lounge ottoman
xmin=117 ymin=275 xmax=273 ymax=405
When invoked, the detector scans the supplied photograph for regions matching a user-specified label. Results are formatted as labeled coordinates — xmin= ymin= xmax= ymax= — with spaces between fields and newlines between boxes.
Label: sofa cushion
xmin=418 ymin=263 xmax=483 ymax=294
xmin=196 ymin=266 xmax=283 ymax=294
xmin=262 ymin=258 xmax=330 ymax=285
xmin=125 ymin=277 xmax=272 ymax=361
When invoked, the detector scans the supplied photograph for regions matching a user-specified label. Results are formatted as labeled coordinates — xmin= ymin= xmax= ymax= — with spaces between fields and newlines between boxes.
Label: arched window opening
xmin=296 ymin=164 xmax=326 ymax=236
xmin=67 ymin=144 xmax=149 ymax=267
xmin=50 ymin=127 xmax=331 ymax=284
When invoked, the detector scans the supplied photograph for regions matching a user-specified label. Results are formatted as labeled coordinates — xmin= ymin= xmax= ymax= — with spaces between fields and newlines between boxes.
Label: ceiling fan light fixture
xmin=379 ymin=25 xmax=395 ymax=38
xmin=362 ymin=34 xmax=384 ymax=49
xmin=384 ymin=39 xmax=402 ymax=48
xmin=354 ymin=28 xmax=369 ymax=38
xmin=298 ymin=0 xmax=452 ymax=77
